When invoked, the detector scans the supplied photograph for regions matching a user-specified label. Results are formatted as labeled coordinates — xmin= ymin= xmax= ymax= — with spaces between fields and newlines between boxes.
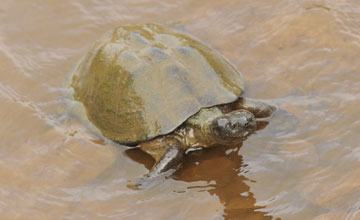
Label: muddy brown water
xmin=1 ymin=0 xmax=360 ymax=219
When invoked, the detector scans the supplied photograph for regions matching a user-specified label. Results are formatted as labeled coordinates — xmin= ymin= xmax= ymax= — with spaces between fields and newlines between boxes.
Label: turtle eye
xmin=229 ymin=122 xmax=236 ymax=129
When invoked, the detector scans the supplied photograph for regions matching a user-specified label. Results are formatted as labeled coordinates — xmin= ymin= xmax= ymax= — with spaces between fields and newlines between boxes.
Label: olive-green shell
xmin=71 ymin=23 xmax=244 ymax=145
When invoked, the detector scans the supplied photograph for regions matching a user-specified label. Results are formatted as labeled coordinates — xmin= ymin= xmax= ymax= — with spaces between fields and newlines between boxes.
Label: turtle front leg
xmin=230 ymin=97 xmax=276 ymax=118
xmin=135 ymin=137 xmax=185 ymax=188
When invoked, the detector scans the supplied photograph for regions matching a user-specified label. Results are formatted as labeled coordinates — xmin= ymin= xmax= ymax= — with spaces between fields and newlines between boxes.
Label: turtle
xmin=70 ymin=23 xmax=275 ymax=186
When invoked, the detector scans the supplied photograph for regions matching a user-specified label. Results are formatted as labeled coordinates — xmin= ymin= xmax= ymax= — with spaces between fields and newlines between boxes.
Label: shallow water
xmin=1 ymin=0 xmax=360 ymax=219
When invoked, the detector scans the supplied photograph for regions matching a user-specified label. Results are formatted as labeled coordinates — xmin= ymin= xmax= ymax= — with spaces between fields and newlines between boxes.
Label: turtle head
xmin=210 ymin=109 xmax=256 ymax=143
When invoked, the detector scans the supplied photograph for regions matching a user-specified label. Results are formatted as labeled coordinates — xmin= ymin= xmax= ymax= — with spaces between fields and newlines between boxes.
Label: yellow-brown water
xmin=1 ymin=0 xmax=360 ymax=219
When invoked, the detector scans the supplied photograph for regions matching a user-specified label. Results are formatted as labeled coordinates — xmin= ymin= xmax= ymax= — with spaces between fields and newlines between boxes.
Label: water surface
xmin=1 ymin=0 xmax=360 ymax=219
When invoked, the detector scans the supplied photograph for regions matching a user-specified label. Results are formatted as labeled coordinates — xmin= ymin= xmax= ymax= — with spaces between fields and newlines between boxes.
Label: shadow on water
xmin=125 ymin=121 xmax=281 ymax=220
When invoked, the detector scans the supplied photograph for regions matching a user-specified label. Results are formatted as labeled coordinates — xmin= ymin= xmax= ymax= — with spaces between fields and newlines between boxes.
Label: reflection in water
xmin=126 ymin=123 xmax=277 ymax=220
xmin=126 ymin=143 xmax=274 ymax=220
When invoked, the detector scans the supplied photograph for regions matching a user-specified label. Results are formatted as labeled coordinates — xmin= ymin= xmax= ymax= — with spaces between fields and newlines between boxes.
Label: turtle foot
xmin=130 ymin=139 xmax=185 ymax=189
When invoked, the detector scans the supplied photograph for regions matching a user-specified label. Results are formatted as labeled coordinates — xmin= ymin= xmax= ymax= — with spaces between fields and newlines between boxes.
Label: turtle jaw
xmin=210 ymin=109 xmax=256 ymax=143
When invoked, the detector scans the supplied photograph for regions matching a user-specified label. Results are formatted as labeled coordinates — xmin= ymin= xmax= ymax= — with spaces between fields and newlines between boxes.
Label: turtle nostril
xmin=244 ymin=122 xmax=249 ymax=127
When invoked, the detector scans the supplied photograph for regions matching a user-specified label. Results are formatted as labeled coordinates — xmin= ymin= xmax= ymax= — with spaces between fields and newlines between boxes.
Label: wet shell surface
xmin=71 ymin=23 xmax=244 ymax=145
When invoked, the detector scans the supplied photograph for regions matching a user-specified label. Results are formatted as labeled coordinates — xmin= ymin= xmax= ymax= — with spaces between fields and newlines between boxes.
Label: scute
xmin=71 ymin=23 xmax=244 ymax=145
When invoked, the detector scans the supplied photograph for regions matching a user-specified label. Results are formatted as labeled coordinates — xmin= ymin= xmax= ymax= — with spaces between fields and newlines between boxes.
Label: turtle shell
xmin=71 ymin=23 xmax=244 ymax=145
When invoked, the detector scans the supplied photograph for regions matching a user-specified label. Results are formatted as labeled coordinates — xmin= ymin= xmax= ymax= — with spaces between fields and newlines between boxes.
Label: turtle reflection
xmin=125 ymin=121 xmax=276 ymax=220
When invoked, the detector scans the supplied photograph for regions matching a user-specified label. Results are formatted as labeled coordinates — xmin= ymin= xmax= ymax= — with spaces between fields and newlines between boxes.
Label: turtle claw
xmin=131 ymin=169 xmax=176 ymax=190
xmin=134 ymin=174 xmax=158 ymax=189
xmin=134 ymin=177 xmax=148 ymax=189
